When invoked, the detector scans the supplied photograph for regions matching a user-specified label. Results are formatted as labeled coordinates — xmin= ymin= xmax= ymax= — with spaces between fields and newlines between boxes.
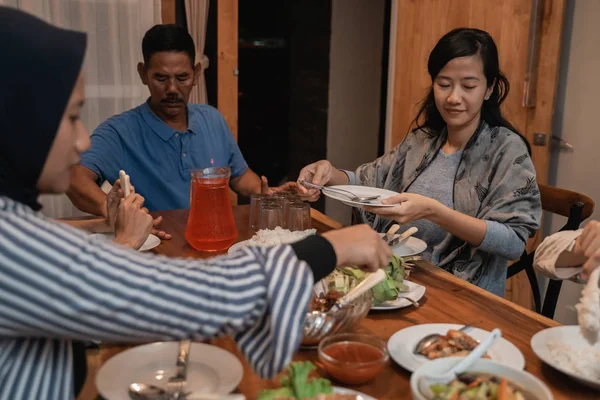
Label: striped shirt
xmin=0 ymin=196 xmax=314 ymax=399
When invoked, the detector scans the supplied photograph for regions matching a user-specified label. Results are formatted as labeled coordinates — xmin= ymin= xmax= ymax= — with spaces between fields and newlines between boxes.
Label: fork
xmin=167 ymin=339 xmax=191 ymax=399
xmin=299 ymin=180 xmax=381 ymax=203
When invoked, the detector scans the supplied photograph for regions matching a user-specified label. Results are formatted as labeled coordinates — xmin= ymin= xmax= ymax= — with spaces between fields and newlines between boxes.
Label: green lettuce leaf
xmin=335 ymin=255 xmax=406 ymax=305
xmin=257 ymin=362 xmax=332 ymax=400
xmin=257 ymin=387 xmax=294 ymax=400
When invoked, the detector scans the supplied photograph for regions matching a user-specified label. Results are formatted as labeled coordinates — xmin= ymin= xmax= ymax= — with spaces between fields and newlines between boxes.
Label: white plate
xmin=96 ymin=342 xmax=243 ymax=400
xmin=90 ymin=233 xmax=160 ymax=252
xmin=228 ymin=239 xmax=251 ymax=254
xmin=387 ymin=323 xmax=525 ymax=373
xmin=371 ymin=280 xmax=426 ymax=310
xmin=333 ymin=386 xmax=377 ymax=400
xmin=322 ymin=185 xmax=398 ymax=208
xmin=531 ymin=325 xmax=600 ymax=390
xmin=379 ymin=232 xmax=427 ymax=257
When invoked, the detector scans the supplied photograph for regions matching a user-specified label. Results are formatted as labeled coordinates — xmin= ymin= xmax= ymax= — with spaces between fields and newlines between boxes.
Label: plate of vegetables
xmin=257 ymin=361 xmax=376 ymax=400
xmin=330 ymin=255 xmax=424 ymax=310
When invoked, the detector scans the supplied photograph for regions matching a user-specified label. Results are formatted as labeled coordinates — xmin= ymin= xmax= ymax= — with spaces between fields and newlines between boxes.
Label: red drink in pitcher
xmin=185 ymin=167 xmax=237 ymax=251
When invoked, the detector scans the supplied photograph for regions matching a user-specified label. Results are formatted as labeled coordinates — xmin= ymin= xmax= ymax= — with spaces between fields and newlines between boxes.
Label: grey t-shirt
xmin=405 ymin=149 xmax=461 ymax=262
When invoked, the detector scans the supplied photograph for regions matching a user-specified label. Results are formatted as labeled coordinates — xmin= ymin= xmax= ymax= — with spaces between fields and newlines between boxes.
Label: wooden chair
xmin=507 ymin=184 xmax=594 ymax=319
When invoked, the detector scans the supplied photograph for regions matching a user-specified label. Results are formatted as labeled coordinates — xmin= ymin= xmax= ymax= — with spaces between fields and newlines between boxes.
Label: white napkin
xmin=534 ymin=230 xmax=583 ymax=280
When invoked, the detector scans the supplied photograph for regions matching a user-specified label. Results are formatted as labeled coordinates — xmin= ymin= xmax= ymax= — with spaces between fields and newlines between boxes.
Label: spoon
xmin=398 ymin=294 xmax=420 ymax=308
xmin=128 ymin=383 xmax=245 ymax=400
xmin=299 ymin=180 xmax=381 ymax=203
xmin=413 ymin=324 xmax=472 ymax=355
xmin=328 ymin=269 xmax=387 ymax=314
xmin=417 ymin=328 xmax=502 ymax=399
xmin=388 ymin=227 xmax=418 ymax=247
xmin=382 ymin=224 xmax=400 ymax=244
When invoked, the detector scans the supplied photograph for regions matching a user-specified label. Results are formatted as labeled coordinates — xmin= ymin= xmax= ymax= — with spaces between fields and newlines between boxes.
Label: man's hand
xmin=260 ymin=176 xmax=299 ymax=195
xmin=113 ymin=194 xmax=154 ymax=249
xmin=152 ymin=216 xmax=172 ymax=240
xmin=106 ymin=179 xmax=124 ymax=230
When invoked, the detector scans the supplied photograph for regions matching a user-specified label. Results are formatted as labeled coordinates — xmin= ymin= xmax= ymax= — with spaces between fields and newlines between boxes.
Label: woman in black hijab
xmin=0 ymin=7 xmax=391 ymax=398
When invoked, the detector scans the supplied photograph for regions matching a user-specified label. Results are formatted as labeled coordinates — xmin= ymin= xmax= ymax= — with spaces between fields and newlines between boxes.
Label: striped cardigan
xmin=0 ymin=196 xmax=314 ymax=399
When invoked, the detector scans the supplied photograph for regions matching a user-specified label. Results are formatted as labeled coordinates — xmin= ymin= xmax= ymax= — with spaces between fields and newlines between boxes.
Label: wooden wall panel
xmin=161 ymin=0 xmax=176 ymax=24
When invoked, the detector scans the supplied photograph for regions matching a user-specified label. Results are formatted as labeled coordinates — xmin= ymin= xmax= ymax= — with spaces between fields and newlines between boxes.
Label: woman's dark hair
xmin=142 ymin=24 xmax=195 ymax=66
xmin=412 ymin=28 xmax=528 ymax=151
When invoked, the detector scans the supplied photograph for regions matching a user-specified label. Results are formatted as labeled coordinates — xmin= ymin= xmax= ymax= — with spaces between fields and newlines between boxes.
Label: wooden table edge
xmin=415 ymin=261 xmax=560 ymax=327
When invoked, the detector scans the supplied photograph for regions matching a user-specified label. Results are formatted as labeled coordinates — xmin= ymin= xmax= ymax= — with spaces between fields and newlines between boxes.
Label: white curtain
xmin=0 ymin=0 xmax=161 ymax=218
xmin=185 ymin=0 xmax=209 ymax=104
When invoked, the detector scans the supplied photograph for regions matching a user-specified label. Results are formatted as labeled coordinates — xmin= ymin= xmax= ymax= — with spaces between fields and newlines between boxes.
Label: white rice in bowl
xmin=242 ymin=227 xmax=317 ymax=247
xmin=546 ymin=340 xmax=600 ymax=381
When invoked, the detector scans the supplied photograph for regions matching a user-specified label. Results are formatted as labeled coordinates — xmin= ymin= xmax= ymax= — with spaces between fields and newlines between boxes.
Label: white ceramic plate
xmin=371 ymin=280 xmax=426 ymax=310
xmin=410 ymin=357 xmax=553 ymax=400
xmin=321 ymin=185 xmax=397 ymax=208
xmin=90 ymin=233 xmax=160 ymax=252
xmin=379 ymin=232 xmax=427 ymax=257
xmin=96 ymin=342 xmax=243 ymax=400
xmin=387 ymin=323 xmax=525 ymax=373
xmin=333 ymin=386 xmax=377 ymax=400
xmin=531 ymin=325 xmax=600 ymax=390
xmin=228 ymin=239 xmax=251 ymax=254
xmin=228 ymin=229 xmax=316 ymax=254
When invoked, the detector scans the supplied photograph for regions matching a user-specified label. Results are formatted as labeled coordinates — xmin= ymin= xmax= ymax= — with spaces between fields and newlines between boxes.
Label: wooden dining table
xmin=79 ymin=205 xmax=597 ymax=400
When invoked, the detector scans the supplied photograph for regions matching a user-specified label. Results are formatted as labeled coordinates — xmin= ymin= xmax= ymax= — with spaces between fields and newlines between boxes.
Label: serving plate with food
xmin=410 ymin=357 xmax=552 ymax=400
xmin=228 ymin=227 xmax=316 ymax=253
xmin=387 ymin=324 xmax=525 ymax=373
xmin=257 ymin=361 xmax=376 ymax=400
xmin=531 ymin=325 xmax=600 ymax=390
xmin=329 ymin=255 xmax=423 ymax=310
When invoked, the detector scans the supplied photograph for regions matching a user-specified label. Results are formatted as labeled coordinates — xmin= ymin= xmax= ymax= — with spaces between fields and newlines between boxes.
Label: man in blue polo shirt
xmin=68 ymin=25 xmax=286 ymax=235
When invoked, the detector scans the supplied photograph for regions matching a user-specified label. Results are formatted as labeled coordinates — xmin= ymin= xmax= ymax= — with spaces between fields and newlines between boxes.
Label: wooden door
xmin=388 ymin=0 xmax=566 ymax=309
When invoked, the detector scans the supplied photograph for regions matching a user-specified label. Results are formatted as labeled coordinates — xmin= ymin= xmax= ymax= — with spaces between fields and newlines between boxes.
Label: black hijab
xmin=0 ymin=7 xmax=86 ymax=210
xmin=0 ymin=7 xmax=89 ymax=397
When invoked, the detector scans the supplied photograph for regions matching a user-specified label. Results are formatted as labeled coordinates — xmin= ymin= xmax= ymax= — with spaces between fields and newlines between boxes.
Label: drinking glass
xmin=249 ymin=193 xmax=269 ymax=230
xmin=287 ymin=202 xmax=311 ymax=231
xmin=258 ymin=202 xmax=284 ymax=230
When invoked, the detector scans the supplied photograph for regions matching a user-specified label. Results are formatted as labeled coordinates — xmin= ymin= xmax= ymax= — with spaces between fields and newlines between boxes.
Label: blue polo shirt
xmin=80 ymin=100 xmax=248 ymax=211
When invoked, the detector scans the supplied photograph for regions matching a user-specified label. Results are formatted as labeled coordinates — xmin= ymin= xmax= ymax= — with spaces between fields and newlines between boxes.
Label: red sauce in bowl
xmin=320 ymin=341 xmax=386 ymax=384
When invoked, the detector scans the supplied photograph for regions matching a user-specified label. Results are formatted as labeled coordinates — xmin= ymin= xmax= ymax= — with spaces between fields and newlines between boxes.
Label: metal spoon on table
xmin=128 ymin=383 xmax=245 ymax=400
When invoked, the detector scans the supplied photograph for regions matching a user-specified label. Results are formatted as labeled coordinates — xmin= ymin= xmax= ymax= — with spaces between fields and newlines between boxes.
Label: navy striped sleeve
xmin=0 ymin=197 xmax=314 ymax=398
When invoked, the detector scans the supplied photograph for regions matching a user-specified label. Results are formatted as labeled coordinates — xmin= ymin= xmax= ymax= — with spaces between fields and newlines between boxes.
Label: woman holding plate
xmin=298 ymin=28 xmax=541 ymax=297
xmin=0 ymin=8 xmax=392 ymax=399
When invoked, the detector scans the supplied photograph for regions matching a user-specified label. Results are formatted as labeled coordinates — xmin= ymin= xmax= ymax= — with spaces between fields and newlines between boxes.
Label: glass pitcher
xmin=185 ymin=167 xmax=237 ymax=252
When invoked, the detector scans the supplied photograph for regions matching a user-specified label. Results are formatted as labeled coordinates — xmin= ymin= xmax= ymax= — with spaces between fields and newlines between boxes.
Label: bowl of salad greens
xmin=410 ymin=357 xmax=552 ymax=400
xmin=335 ymin=255 xmax=407 ymax=306
xmin=302 ymin=275 xmax=373 ymax=347
xmin=257 ymin=361 xmax=373 ymax=400
xmin=301 ymin=255 xmax=408 ymax=347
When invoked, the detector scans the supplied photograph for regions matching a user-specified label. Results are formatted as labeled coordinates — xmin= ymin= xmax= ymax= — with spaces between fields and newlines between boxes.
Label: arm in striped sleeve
xmin=0 ymin=202 xmax=315 ymax=378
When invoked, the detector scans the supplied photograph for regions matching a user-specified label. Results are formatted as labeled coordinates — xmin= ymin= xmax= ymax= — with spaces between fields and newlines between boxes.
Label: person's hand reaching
xmin=322 ymin=224 xmax=392 ymax=272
